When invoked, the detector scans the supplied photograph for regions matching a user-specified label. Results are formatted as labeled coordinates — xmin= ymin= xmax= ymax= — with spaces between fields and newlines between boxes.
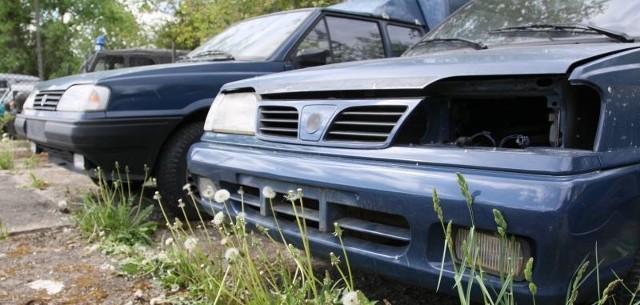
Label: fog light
xmin=454 ymin=227 xmax=531 ymax=280
xmin=73 ymin=153 xmax=85 ymax=170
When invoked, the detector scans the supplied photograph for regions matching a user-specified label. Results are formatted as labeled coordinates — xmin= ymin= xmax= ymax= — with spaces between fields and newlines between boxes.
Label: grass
xmin=28 ymin=171 xmax=48 ymax=189
xmin=0 ymin=219 xmax=9 ymax=239
xmin=74 ymin=163 xmax=372 ymax=304
xmin=74 ymin=165 xmax=156 ymax=246
xmin=0 ymin=134 xmax=14 ymax=170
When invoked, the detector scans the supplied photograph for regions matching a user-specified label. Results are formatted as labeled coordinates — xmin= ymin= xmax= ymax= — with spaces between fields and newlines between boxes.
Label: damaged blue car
xmin=187 ymin=0 xmax=640 ymax=303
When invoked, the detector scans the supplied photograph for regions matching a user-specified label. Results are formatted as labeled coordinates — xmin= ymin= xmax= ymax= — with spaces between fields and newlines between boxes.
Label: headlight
xmin=22 ymin=91 xmax=37 ymax=110
xmin=57 ymin=85 xmax=110 ymax=111
xmin=204 ymin=92 xmax=258 ymax=135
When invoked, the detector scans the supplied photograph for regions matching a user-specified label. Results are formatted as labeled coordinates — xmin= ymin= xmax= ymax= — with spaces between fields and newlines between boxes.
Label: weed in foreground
xmin=0 ymin=134 xmax=14 ymax=170
xmin=74 ymin=165 xmax=156 ymax=246
xmin=120 ymin=186 xmax=374 ymax=304
xmin=0 ymin=219 xmax=9 ymax=239
xmin=28 ymin=171 xmax=47 ymax=189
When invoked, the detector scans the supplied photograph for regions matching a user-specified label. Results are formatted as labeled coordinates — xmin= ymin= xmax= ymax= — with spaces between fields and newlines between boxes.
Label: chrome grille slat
xmin=32 ymin=90 xmax=65 ymax=111
xmin=333 ymin=121 xmax=396 ymax=126
xmin=258 ymin=106 xmax=299 ymax=138
xmin=328 ymin=131 xmax=390 ymax=138
xmin=325 ymin=105 xmax=407 ymax=143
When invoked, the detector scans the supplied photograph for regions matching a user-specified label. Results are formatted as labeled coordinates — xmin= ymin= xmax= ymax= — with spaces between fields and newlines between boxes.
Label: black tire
xmin=155 ymin=121 xmax=204 ymax=219
xmin=625 ymin=250 xmax=640 ymax=294
xmin=612 ymin=249 xmax=640 ymax=304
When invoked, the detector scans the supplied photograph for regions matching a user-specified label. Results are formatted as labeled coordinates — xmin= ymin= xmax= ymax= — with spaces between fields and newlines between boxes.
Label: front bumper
xmin=15 ymin=112 xmax=179 ymax=180
xmin=187 ymin=137 xmax=640 ymax=304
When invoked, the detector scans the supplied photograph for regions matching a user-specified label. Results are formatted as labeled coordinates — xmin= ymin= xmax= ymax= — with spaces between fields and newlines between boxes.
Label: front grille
xmin=217 ymin=177 xmax=411 ymax=251
xmin=32 ymin=90 xmax=64 ymax=111
xmin=325 ymin=105 xmax=407 ymax=143
xmin=258 ymin=106 xmax=299 ymax=138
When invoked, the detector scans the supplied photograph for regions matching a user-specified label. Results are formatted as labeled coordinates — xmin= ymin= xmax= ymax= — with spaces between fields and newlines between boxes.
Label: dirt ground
xmin=0 ymin=142 xmax=458 ymax=305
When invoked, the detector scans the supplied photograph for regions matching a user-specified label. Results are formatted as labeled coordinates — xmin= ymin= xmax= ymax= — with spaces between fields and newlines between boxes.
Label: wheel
xmin=612 ymin=249 xmax=640 ymax=304
xmin=625 ymin=250 xmax=640 ymax=294
xmin=155 ymin=121 xmax=204 ymax=219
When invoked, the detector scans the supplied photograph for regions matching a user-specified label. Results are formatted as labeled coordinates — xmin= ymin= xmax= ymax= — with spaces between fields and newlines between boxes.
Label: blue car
xmin=187 ymin=0 xmax=640 ymax=303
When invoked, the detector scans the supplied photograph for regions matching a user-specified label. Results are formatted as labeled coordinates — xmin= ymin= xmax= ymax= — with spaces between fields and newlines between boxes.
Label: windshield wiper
xmin=415 ymin=38 xmax=488 ymax=50
xmin=186 ymin=49 xmax=235 ymax=61
xmin=489 ymin=23 xmax=634 ymax=43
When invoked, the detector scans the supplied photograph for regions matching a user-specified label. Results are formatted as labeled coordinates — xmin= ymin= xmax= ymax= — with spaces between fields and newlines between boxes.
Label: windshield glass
xmin=187 ymin=10 xmax=313 ymax=61
xmin=406 ymin=0 xmax=640 ymax=55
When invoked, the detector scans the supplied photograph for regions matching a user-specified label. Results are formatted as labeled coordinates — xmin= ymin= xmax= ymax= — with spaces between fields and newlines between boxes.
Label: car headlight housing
xmin=22 ymin=91 xmax=37 ymax=110
xmin=204 ymin=92 xmax=258 ymax=135
xmin=56 ymin=85 xmax=110 ymax=111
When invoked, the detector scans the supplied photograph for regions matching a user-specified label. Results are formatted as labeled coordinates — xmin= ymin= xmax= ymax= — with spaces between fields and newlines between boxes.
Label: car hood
xmin=35 ymin=60 xmax=276 ymax=91
xmin=226 ymin=43 xmax=640 ymax=94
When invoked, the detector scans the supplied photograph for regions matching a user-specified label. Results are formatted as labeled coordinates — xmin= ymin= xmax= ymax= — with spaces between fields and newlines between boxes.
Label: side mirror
xmin=295 ymin=48 xmax=329 ymax=67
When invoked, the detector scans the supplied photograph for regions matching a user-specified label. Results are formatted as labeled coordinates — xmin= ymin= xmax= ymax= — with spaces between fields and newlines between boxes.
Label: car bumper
xmin=187 ymin=137 xmax=640 ymax=304
xmin=15 ymin=113 xmax=179 ymax=180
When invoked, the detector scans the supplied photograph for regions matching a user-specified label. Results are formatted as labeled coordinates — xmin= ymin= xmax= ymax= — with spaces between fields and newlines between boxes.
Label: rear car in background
xmin=0 ymin=74 xmax=39 ymax=137
xmin=78 ymin=48 xmax=189 ymax=73
xmin=15 ymin=4 xmax=429 ymax=215
xmin=187 ymin=0 xmax=640 ymax=303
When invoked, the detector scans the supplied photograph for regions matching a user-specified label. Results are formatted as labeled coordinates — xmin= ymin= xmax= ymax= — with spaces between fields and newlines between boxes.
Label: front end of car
xmin=187 ymin=45 xmax=640 ymax=302
xmin=14 ymin=72 xmax=179 ymax=181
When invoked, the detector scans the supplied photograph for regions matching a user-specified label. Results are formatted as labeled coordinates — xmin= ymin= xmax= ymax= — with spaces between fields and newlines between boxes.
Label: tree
xmin=0 ymin=0 xmax=149 ymax=79
xmin=154 ymin=0 xmax=342 ymax=50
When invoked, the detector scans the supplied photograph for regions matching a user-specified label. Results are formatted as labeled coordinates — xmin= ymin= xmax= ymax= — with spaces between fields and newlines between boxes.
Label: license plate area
xmin=26 ymin=120 xmax=46 ymax=142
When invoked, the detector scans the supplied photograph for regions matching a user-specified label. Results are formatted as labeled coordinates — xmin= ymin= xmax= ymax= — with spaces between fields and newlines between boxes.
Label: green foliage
xmin=0 ymin=0 xmax=148 ymax=79
xmin=75 ymin=167 xmax=156 ymax=246
xmin=28 ymin=171 xmax=47 ymax=189
xmin=0 ymin=151 xmax=13 ymax=170
xmin=0 ymin=136 xmax=14 ymax=170
xmin=0 ymin=219 xmax=9 ymax=239
xmin=155 ymin=0 xmax=342 ymax=50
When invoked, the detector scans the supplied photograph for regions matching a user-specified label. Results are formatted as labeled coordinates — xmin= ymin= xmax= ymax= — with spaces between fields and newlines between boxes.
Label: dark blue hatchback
xmin=187 ymin=0 xmax=640 ymax=303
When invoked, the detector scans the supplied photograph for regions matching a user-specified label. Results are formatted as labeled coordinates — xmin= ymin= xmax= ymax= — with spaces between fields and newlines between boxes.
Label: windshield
xmin=405 ymin=0 xmax=640 ymax=55
xmin=186 ymin=10 xmax=313 ymax=61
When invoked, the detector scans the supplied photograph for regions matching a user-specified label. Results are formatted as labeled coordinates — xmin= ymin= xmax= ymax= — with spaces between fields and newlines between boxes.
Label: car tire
xmin=155 ymin=121 xmax=204 ymax=220
xmin=612 ymin=249 xmax=640 ymax=304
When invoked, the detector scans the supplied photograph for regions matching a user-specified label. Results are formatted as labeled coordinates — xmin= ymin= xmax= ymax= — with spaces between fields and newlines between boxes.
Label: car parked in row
xmin=15 ymin=4 xmax=429 ymax=214
xmin=187 ymin=0 xmax=640 ymax=303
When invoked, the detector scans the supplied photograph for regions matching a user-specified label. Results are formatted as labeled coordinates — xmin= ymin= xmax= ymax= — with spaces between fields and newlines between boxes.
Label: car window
xmin=188 ymin=10 xmax=312 ymax=61
xmin=387 ymin=25 xmax=423 ymax=57
xmin=325 ymin=16 xmax=385 ymax=63
xmin=129 ymin=56 xmax=156 ymax=67
xmin=93 ymin=56 xmax=125 ymax=71
xmin=294 ymin=18 xmax=333 ymax=66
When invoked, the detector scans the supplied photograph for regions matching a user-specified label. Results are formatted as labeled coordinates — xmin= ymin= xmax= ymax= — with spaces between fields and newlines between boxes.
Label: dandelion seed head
xmin=214 ymin=189 xmax=230 ymax=203
xmin=213 ymin=212 xmax=225 ymax=226
xmin=183 ymin=237 xmax=198 ymax=252
xmin=236 ymin=212 xmax=246 ymax=222
xmin=177 ymin=199 xmax=185 ymax=208
xmin=262 ymin=186 xmax=275 ymax=199
xmin=203 ymin=186 xmax=215 ymax=199
xmin=341 ymin=291 xmax=360 ymax=305
xmin=182 ymin=183 xmax=191 ymax=191
xmin=165 ymin=237 xmax=174 ymax=246
xmin=224 ymin=247 xmax=239 ymax=262
xmin=153 ymin=191 xmax=162 ymax=200
xmin=220 ymin=238 xmax=228 ymax=245
xmin=284 ymin=189 xmax=300 ymax=202
xmin=237 ymin=187 xmax=245 ymax=195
